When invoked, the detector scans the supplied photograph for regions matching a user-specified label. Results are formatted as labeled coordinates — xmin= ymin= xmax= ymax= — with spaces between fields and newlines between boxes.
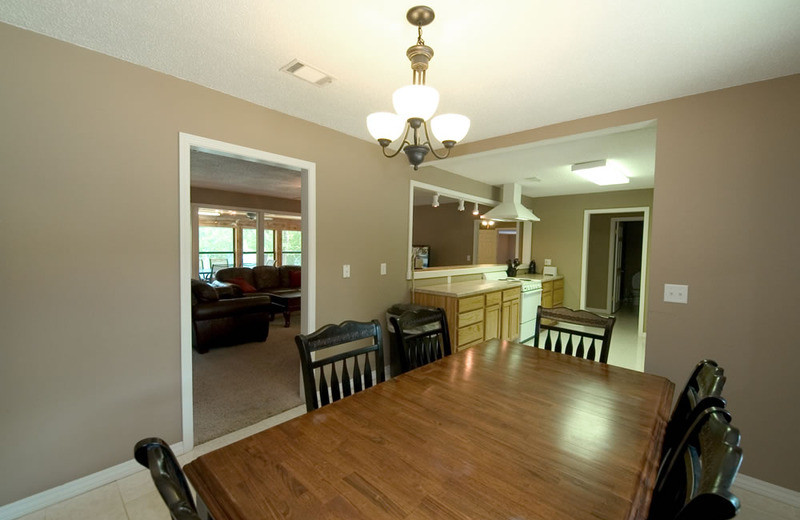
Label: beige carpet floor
xmin=192 ymin=314 xmax=303 ymax=444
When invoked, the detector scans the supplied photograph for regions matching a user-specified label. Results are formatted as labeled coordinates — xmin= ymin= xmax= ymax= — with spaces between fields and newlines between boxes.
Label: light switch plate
xmin=544 ymin=259 xmax=552 ymax=266
xmin=664 ymin=284 xmax=688 ymax=304
xmin=380 ymin=263 xmax=387 ymax=275
xmin=343 ymin=264 xmax=350 ymax=278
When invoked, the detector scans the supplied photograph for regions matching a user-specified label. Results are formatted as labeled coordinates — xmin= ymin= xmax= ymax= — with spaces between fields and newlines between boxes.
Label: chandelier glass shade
xmin=366 ymin=6 xmax=470 ymax=170
xmin=392 ymin=85 xmax=440 ymax=122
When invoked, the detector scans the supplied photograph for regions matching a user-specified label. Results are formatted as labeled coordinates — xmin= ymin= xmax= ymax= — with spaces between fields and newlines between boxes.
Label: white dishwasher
xmin=483 ymin=272 xmax=542 ymax=343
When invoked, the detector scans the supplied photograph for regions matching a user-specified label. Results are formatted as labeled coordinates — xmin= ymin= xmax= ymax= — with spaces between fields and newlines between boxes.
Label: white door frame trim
xmin=179 ymin=133 xmax=316 ymax=450
xmin=580 ymin=207 xmax=649 ymax=337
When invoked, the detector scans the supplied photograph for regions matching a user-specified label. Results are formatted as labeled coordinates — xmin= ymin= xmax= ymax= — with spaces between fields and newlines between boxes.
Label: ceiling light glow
xmin=571 ymin=160 xmax=630 ymax=186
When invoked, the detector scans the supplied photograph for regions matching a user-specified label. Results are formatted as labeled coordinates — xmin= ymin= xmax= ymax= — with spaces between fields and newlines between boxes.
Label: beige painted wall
xmin=412 ymin=203 xmax=478 ymax=266
xmin=190 ymin=187 xmax=301 ymax=213
xmin=2 ymin=21 xmax=799 ymax=505
xmin=0 ymin=23 xmax=412 ymax=504
xmin=456 ymin=75 xmax=800 ymax=490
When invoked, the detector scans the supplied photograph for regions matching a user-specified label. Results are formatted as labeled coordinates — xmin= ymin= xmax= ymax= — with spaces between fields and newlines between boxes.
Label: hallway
xmin=606 ymin=302 xmax=645 ymax=371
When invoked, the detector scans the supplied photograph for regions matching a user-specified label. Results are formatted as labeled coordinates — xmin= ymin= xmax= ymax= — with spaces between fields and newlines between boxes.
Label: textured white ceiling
xmin=424 ymin=121 xmax=657 ymax=198
xmin=190 ymin=150 xmax=301 ymax=199
xmin=2 ymin=1 xmax=798 ymax=193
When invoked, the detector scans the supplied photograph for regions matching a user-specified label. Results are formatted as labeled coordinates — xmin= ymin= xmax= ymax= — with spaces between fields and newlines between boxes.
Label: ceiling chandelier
xmin=367 ymin=6 xmax=470 ymax=170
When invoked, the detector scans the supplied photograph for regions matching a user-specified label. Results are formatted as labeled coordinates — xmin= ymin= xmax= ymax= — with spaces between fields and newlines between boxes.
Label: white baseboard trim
xmin=734 ymin=473 xmax=800 ymax=507
xmin=584 ymin=306 xmax=609 ymax=314
xmin=0 ymin=441 xmax=185 ymax=520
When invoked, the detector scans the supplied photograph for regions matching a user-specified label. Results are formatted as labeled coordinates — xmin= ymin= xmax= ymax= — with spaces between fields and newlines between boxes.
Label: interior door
xmin=611 ymin=221 xmax=624 ymax=312
xmin=477 ymin=229 xmax=498 ymax=264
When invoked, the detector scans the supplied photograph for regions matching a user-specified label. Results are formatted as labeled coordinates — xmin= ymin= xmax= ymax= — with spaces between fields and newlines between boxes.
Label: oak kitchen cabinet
xmin=413 ymin=281 xmax=521 ymax=351
xmin=540 ymin=276 xmax=564 ymax=308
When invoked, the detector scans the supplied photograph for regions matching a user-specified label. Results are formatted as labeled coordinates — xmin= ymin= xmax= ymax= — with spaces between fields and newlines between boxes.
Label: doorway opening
xmin=179 ymin=133 xmax=316 ymax=450
xmin=580 ymin=207 xmax=649 ymax=371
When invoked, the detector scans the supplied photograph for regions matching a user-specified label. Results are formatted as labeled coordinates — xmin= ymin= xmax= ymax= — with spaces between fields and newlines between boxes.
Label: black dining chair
xmin=389 ymin=306 xmax=451 ymax=372
xmin=649 ymin=408 xmax=742 ymax=520
xmin=534 ymin=305 xmax=616 ymax=363
xmin=133 ymin=437 xmax=207 ymax=520
xmin=661 ymin=360 xmax=727 ymax=462
xmin=295 ymin=319 xmax=385 ymax=412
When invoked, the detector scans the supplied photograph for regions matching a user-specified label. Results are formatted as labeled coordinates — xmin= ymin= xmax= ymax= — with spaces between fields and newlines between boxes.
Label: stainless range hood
xmin=481 ymin=183 xmax=540 ymax=222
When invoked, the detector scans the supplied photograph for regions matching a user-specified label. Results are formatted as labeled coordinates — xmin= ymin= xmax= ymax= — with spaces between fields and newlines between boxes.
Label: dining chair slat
xmin=330 ymin=363 xmax=341 ymax=402
xmin=295 ymin=319 xmax=385 ymax=412
xmin=534 ymin=306 xmax=616 ymax=364
xmin=341 ymin=361 xmax=352 ymax=398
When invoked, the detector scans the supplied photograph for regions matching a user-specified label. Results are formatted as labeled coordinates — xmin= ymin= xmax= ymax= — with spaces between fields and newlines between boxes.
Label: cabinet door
xmin=541 ymin=280 xmax=554 ymax=308
xmin=501 ymin=300 xmax=511 ymax=340
xmin=509 ymin=298 xmax=520 ymax=340
xmin=484 ymin=304 xmax=500 ymax=340
xmin=553 ymin=279 xmax=564 ymax=306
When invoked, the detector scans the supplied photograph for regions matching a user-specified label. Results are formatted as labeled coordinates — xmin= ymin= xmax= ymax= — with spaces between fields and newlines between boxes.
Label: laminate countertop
xmin=413 ymin=279 xmax=521 ymax=298
xmin=515 ymin=273 xmax=564 ymax=281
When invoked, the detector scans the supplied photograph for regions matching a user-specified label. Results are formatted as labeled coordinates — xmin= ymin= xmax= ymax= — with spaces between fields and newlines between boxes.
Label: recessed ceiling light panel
xmin=280 ymin=59 xmax=334 ymax=87
xmin=571 ymin=159 xmax=630 ymax=186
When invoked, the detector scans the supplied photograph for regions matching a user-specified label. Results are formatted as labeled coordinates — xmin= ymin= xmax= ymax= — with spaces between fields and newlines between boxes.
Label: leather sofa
xmin=191 ymin=279 xmax=271 ymax=353
xmin=215 ymin=265 xmax=301 ymax=296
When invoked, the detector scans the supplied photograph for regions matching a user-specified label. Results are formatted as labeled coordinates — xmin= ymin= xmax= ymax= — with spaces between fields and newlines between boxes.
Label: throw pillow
xmin=289 ymin=269 xmax=301 ymax=288
xmin=229 ymin=277 xmax=257 ymax=293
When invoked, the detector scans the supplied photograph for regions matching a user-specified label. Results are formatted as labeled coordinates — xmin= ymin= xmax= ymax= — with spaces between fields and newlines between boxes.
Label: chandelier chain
xmin=417 ymin=25 xmax=425 ymax=45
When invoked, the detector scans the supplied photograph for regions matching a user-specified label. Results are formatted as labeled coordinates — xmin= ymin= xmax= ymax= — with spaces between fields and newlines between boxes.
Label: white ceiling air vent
xmin=280 ymin=59 xmax=334 ymax=87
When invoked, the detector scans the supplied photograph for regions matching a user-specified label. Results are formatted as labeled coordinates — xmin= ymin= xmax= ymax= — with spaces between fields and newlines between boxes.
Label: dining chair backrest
xmin=649 ymin=408 xmax=742 ymax=520
xmin=389 ymin=307 xmax=452 ymax=372
xmin=134 ymin=437 xmax=203 ymax=520
xmin=534 ymin=306 xmax=616 ymax=363
xmin=662 ymin=360 xmax=727 ymax=462
xmin=295 ymin=319 xmax=386 ymax=412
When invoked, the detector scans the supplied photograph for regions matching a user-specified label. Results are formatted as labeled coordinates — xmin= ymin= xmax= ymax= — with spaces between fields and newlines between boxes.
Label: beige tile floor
xmin=13 ymin=337 xmax=797 ymax=520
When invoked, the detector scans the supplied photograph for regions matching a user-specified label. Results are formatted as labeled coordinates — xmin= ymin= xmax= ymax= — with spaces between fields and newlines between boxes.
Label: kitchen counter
xmin=515 ymin=273 xmax=564 ymax=282
xmin=413 ymin=279 xmax=521 ymax=298
xmin=413 ymin=280 xmax=522 ymax=349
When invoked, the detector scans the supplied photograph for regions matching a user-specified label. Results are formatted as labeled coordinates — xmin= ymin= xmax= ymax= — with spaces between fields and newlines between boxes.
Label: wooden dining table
xmin=185 ymin=338 xmax=674 ymax=520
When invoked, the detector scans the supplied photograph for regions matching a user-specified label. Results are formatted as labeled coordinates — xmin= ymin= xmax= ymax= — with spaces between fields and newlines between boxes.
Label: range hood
xmin=481 ymin=183 xmax=540 ymax=222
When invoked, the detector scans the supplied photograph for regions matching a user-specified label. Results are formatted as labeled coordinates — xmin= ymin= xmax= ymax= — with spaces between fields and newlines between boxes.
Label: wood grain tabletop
xmin=185 ymin=339 xmax=674 ymax=520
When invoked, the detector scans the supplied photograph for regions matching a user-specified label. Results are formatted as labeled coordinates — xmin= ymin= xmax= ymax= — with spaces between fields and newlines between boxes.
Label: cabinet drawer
xmin=541 ymin=280 xmax=553 ymax=294
xmin=554 ymin=278 xmax=564 ymax=290
xmin=458 ymin=322 xmax=484 ymax=346
xmin=458 ymin=308 xmax=483 ymax=327
xmin=503 ymin=288 xmax=520 ymax=301
xmin=458 ymin=295 xmax=484 ymax=313
xmin=485 ymin=291 xmax=502 ymax=306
